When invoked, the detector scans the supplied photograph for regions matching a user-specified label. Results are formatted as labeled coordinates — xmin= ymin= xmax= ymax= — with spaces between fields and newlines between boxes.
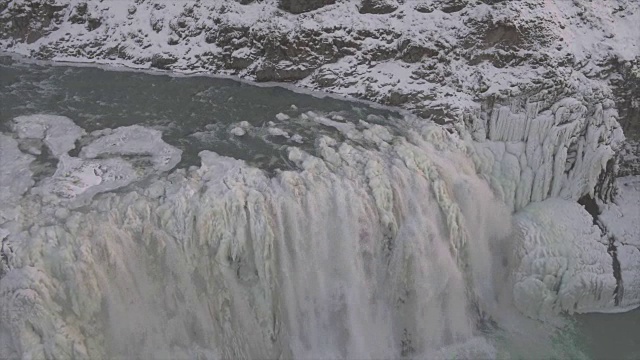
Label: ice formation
xmin=0 ymin=114 xmax=519 ymax=359
xmin=0 ymin=134 xmax=34 ymax=223
xmin=467 ymin=93 xmax=624 ymax=211
xmin=512 ymin=199 xmax=617 ymax=319
xmin=80 ymin=125 xmax=182 ymax=172
xmin=1 ymin=107 xmax=636 ymax=359
xmin=11 ymin=114 xmax=85 ymax=158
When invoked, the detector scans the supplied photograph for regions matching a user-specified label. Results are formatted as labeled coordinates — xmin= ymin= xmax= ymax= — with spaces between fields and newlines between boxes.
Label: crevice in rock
xmin=577 ymin=193 xmax=625 ymax=307
xmin=400 ymin=328 xmax=414 ymax=358
xmin=594 ymin=158 xmax=618 ymax=203
xmin=0 ymin=236 xmax=12 ymax=280
xmin=607 ymin=236 xmax=624 ymax=306
xmin=578 ymin=194 xmax=600 ymax=226
xmin=582 ymin=185 xmax=627 ymax=308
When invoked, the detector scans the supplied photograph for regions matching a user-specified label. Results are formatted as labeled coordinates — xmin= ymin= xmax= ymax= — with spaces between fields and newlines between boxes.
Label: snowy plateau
xmin=0 ymin=0 xmax=639 ymax=359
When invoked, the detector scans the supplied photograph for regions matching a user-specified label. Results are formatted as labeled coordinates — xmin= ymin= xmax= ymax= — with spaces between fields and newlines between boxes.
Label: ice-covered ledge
xmin=464 ymin=87 xmax=624 ymax=211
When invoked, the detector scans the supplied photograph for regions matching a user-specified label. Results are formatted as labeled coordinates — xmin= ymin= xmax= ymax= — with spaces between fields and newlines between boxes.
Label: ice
xmin=512 ymin=199 xmax=617 ymax=319
xmin=275 ymin=112 xmax=290 ymax=121
xmin=33 ymin=155 xmax=140 ymax=207
xmin=267 ymin=127 xmax=290 ymax=138
xmin=230 ymin=127 xmax=246 ymax=136
xmin=0 ymin=134 xmax=34 ymax=225
xmin=0 ymin=134 xmax=34 ymax=204
xmin=11 ymin=114 xmax=85 ymax=158
xmin=0 ymin=111 xmax=635 ymax=359
xmin=80 ymin=125 xmax=182 ymax=172
xmin=468 ymin=94 xmax=623 ymax=211
xmin=0 ymin=114 xmax=515 ymax=359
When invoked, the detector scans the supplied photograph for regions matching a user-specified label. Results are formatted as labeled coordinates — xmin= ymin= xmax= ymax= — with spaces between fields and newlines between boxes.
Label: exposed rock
xmin=150 ymin=53 xmax=178 ymax=69
xmin=397 ymin=39 xmax=439 ymax=63
xmin=255 ymin=62 xmax=315 ymax=82
xmin=0 ymin=0 xmax=67 ymax=43
xmin=278 ymin=0 xmax=335 ymax=14
xmin=358 ymin=0 xmax=398 ymax=14
xmin=415 ymin=2 xmax=435 ymax=13
xmin=68 ymin=2 xmax=88 ymax=24
xmin=439 ymin=0 xmax=468 ymax=13
xmin=415 ymin=0 xmax=469 ymax=14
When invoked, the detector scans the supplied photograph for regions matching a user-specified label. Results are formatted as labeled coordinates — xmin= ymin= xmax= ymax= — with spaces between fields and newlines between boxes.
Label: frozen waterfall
xmin=0 ymin=112 xmax=519 ymax=359
xmin=0 ymin=61 xmax=637 ymax=360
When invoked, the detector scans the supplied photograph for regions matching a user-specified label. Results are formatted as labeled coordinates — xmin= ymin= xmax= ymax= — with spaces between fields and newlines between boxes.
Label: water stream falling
xmin=0 ymin=57 xmax=627 ymax=359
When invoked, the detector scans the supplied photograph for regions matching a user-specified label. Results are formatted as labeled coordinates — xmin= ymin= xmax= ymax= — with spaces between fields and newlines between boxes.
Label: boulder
xmin=278 ymin=0 xmax=335 ymax=14
xmin=358 ymin=0 xmax=398 ymax=14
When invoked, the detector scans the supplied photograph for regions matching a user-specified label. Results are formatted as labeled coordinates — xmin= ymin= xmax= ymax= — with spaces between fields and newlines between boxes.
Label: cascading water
xmin=0 ymin=59 xmax=616 ymax=359
xmin=0 ymin=112 xmax=516 ymax=359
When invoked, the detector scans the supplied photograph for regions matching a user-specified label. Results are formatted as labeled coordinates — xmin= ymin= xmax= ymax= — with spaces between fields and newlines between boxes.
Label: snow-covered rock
xmin=0 ymin=0 xmax=636 ymax=121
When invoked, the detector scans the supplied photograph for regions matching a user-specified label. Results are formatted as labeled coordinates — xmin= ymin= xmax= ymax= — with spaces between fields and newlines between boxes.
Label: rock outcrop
xmin=279 ymin=0 xmax=336 ymax=13
xmin=358 ymin=0 xmax=398 ymax=14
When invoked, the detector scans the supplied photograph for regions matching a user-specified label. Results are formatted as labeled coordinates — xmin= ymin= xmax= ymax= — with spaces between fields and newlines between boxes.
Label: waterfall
xmin=0 ymin=113 xmax=517 ymax=359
